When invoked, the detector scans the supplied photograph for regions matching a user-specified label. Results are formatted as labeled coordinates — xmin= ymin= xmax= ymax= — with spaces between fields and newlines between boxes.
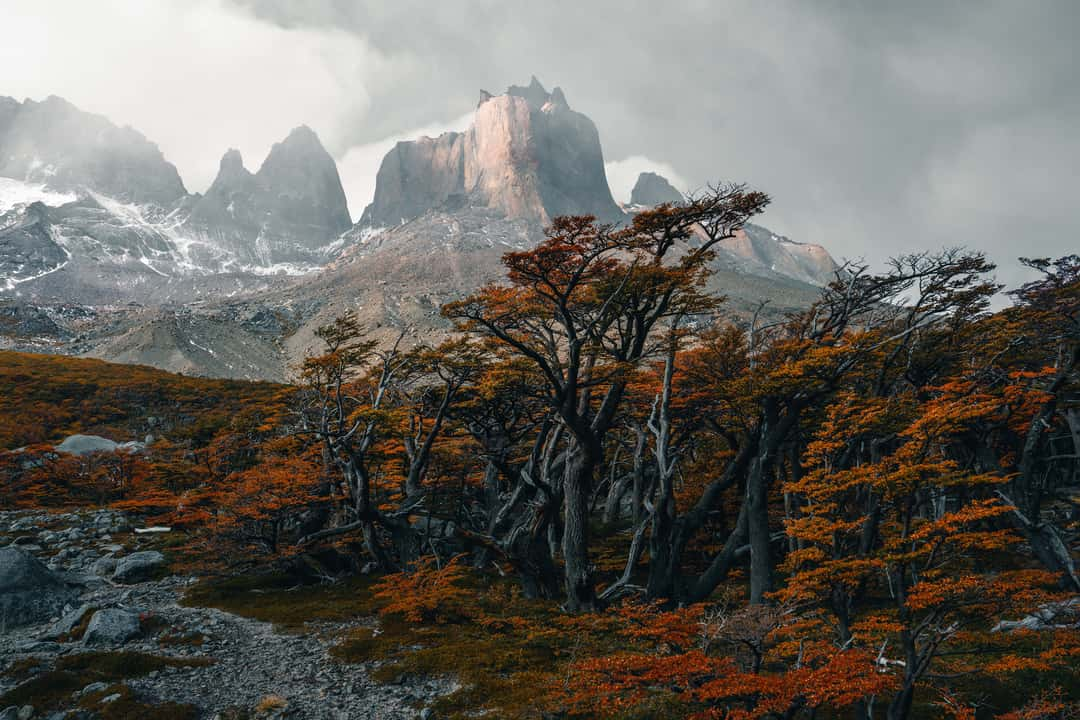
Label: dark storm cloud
xmin=5 ymin=1 xmax=1076 ymax=288
xmin=232 ymin=0 xmax=1079 ymax=288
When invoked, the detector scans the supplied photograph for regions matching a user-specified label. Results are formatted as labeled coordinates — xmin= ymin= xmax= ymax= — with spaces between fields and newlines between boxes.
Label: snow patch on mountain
xmin=0 ymin=177 xmax=77 ymax=215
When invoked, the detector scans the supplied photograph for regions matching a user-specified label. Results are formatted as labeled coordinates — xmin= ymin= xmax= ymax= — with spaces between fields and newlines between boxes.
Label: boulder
xmin=55 ymin=434 xmax=118 ymax=456
xmin=91 ymin=556 xmax=118 ymax=577
xmin=78 ymin=681 xmax=109 ymax=697
xmin=111 ymin=551 xmax=165 ymax=584
xmin=0 ymin=547 xmax=76 ymax=628
xmin=82 ymin=608 xmax=140 ymax=645
xmin=43 ymin=603 xmax=93 ymax=640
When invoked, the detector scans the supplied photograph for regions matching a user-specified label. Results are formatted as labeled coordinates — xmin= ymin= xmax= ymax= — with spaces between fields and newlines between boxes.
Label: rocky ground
xmin=0 ymin=509 xmax=454 ymax=720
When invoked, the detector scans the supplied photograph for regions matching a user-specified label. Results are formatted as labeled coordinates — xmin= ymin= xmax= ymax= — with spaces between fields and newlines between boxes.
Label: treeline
xmin=2 ymin=186 xmax=1078 ymax=718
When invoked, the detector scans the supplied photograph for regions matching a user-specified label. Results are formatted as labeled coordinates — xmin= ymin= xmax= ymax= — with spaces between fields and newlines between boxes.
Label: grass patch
xmin=182 ymin=572 xmax=379 ymax=632
xmin=0 ymin=651 xmax=213 ymax=713
xmin=82 ymin=683 xmax=200 ymax=720
xmin=56 ymin=651 xmax=213 ymax=677
xmin=183 ymin=566 xmax=604 ymax=718
xmin=331 ymin=575 xmax=625 ymax=719
xmin=1 ymin=657 xmax=46 ymax=681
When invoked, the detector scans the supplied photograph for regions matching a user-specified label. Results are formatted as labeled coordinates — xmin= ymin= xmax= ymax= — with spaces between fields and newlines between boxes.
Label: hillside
xmin=0 ymin=350 xmax=284 ymax=449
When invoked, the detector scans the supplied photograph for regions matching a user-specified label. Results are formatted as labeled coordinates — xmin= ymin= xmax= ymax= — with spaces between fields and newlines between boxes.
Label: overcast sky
xmin=2 ymin=0 xmax=1077 ymax=288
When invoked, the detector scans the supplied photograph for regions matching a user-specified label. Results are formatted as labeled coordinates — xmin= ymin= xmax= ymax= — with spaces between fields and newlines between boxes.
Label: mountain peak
xmin=361 ymin=78 xmax=622 ymax=228
xmin=183 ymin=125 xmax=351 ymax=266
xmin=506 ymin=75 xmax=557 ymax=110
xmin=218 ymin=148 xmax=246 ymax=173
xmin=0 ymin=95 xmax=187 ymax=207
xmin=630 ymin=172 xmax=684 ymax=206
xmin=548 ymin=86 xmax=569 ymax=109
xmin=281 ymin=124 xmax=322 ymax=148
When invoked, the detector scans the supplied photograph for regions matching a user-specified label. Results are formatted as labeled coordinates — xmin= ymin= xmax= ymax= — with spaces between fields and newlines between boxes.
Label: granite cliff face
xmin=630 ymin=171 xmax=684 ymax=206
xmin=0 ymin=95 xmax=187 ymax=207
xmin=361 ymin=77 xmax=623 ymax=227
xmin=181 ymin=126 xmax=352 ymax=266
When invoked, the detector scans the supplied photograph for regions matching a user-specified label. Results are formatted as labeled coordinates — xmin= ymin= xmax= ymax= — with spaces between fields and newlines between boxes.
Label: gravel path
xmin=1 ymin=510 xmax=453 ymax=719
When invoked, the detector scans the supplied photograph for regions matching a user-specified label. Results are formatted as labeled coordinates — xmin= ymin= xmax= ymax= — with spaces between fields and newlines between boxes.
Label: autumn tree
xmin=295 ymin=312 xmax=409 ymax=569
xmin=445 ymin=184 xmax=770 ymax=611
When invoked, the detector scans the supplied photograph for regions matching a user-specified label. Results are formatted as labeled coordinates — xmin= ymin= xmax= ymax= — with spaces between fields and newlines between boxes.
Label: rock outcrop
xmin=82 ymin=607 xmax=141 ymax=645
xmin=0 ymin=201 xmax=67 ymax=289
xmin=0 ymin=546 xmax=76 ymax=628
xmin=360 ymin=77 xmax=624 ymax=228
xmin=181 ymin=126 xmax=352 ymax=266
xmin=630 ymin=171 xmax=684 ymax=206
xmin=715 ymin=223 xmax=838 ymax=287
xmin=0 ymin=95 xmax=187 ymax=207
xmin=624 ymin=172 xmax=837 ymax=287
xmin=112 ymin=550 xmax=166 ymax=584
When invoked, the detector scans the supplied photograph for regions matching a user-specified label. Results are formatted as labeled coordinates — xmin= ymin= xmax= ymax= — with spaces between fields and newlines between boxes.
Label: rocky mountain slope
xmin=0 ymin=81 xmax=839 ymax=381
xmin=0 ymin=95 xmax=351 ymax=303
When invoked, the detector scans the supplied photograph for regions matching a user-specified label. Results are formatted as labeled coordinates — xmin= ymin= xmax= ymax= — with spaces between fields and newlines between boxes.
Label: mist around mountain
xmin=1 ymin=60 xmax=1076 ymax=720
xmin=0 ymin=79 xmax=837 ymax=381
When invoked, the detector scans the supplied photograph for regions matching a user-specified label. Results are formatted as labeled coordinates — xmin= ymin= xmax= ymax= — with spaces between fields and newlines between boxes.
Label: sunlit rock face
xmin=360 ymin=77 xmax=624 ymax=228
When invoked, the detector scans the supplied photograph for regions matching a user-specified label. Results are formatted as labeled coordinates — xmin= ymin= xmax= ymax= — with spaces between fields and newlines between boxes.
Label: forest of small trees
xmin=3 ymin=186 xmax=1078 ymax=719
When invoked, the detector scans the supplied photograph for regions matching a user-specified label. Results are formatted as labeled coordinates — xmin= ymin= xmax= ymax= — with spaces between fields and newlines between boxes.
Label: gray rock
xmin=993 ymin=597 xmax=1080 ymax=632
xmin=0 ymin=708 xmax=17 ymax=720
xmin=55 ymin=434 xmax=119 ymax=455
xmin=15 ymin=641 xmax=60 ymax=653
xmin=0 ymin=547 xmax=76 ymax=628
xmin=0 ymin=95 xmax=187 ymax=206
xmin=82 ymin=608 xmax=140 ymax=645
xmin=16 ymin=707 xmax=32 ymax=720
xmin=78 ymin=682 xmax=108 ymax=697
xmin=91 ymin=556 xmax=117 ymax=577
xmin=43 ymin=604 xmax=93 ymax=640
xmin=55 ymin=435 xmax=144 ymax=456
xmin=112 ymin=551 xmax=165 ymax=584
